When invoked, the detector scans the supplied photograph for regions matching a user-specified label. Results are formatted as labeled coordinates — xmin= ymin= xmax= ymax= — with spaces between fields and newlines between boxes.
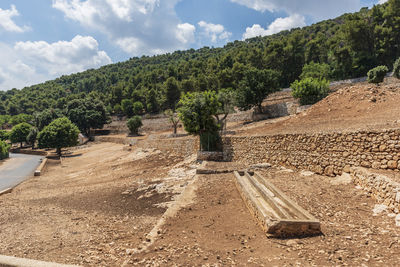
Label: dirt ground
xmin=235 ymin=77 xmax=400 ymax=136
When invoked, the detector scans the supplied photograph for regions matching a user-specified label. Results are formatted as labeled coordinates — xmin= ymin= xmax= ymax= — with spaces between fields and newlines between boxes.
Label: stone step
xmin=234 ymin=171 xmax=321 ymax=237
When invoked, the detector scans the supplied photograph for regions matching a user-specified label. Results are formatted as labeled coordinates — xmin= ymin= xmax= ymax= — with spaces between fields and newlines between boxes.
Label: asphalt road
xmin=0 ymin=153 xmax=44 ymax=192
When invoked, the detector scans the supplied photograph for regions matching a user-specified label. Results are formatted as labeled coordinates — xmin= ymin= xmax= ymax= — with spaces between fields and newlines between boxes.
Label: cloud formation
xmin=0 ymin=36 xmax=111 ymax=90
xmin=231 ymin=0 xmax=361 ymax=20
xmin=52 ymin=0 xmax=196 ymax=56
xmin=243 ymin=14 xmax=306 ymax=39
xmin=198 ymin=21 xmax=232 ymax=43
xmin=0 ymin=5 xmax=29 ymax=33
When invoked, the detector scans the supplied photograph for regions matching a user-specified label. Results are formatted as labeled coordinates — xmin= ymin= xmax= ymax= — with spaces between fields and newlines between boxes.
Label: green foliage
xmin=9 ymin=114 xmax=34 ymax=126
xmin=66 ymin=98 xmax=108 ymax=137
xmin=121 ymin=99 xmax=134 ymax=117
xmin=164 ymin=109 xmax=180 ymax=134
xmin=291 ymin=78 xmax=330 ymax=105
xmin=0 ymin=2 xmax=399 ymax=118
xmin=165 ymin=77 xmax=181 ymax=110
xmin=0 ymin=115 xmax=11 ymax=129
xmin=367 ymin=65 xmax=389 ymax=83
xmin=10 ymin=122 xmax=32 ymax=146
xmin=127 ymin=116 xmax=142 ymax=135
xmin=178 ymin=91 xmax=221 ymax=151
xmin=236 ymin=68 xmax=280 ymax=112
xmin=114 ymin=104 xmax=123 ymax=115
xmin=300 ymin=62 xmax=331 ymax=80
xmin=0 ymin=140 xmax=10 ymax=160
xmin=132 ymin=101 xmax=144 ymax=115
xmin=393 ymin=57 xmax=400 ymax=79
xmin=38 ymin=118 xmax=79 ymax=156
xmin=35 ymin=109 xmax=62 ymax=131
xmin=0 ymin=130 xmax=9 ymax=141
xmin=26 ymin=127 xmax=38 ymax=149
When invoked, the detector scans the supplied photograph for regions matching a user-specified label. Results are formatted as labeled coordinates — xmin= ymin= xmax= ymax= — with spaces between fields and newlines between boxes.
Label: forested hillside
xmin=0 ymin=0 xmax=399 ymax=117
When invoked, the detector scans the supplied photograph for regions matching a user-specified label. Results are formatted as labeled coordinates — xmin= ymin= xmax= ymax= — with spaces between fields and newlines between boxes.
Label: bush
xmin=394 ymin=57 xmax=400 ymax=79
xmin=127 ymin=116 xmax=142 ymax=135
xmin=367 ymin=65 xmax=388 ymax=84
xmin=291 ymin=78 xmax=330 ymax=105
xmin=0 ymin=140 xmax=9 ymax=160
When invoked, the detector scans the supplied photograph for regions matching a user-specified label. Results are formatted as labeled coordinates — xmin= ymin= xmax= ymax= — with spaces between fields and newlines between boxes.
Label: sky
xmin=0 ymin=0 xmax=387 ymax=91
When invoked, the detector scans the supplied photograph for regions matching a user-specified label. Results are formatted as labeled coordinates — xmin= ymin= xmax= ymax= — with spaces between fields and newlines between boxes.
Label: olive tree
xmin=10 ymin=122 xmax=32 ymax=147
xmin=38 ymin=118 xmax=80 ymax=156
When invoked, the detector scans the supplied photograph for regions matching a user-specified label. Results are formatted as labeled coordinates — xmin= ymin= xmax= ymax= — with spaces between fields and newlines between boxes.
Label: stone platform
xmin=234 ymin=171 xmax=321 ymax=237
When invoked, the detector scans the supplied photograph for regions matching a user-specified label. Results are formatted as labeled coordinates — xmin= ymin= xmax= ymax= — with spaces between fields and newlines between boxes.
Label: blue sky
xmin=0 ymin=0 xmax=385 ymax=91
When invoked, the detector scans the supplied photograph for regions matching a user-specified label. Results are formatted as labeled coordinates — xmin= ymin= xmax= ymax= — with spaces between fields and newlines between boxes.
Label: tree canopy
xmin=10 ymin=122 xmax=32 ymax=147
xmin=38 ymin=117 xmax=79 ymax=156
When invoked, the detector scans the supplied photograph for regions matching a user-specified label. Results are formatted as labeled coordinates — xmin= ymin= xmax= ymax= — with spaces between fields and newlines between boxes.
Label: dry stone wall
xmin=350 ymin=167 xmax=400 ymax=213
xmin=223 ymin=129 xmax=400 ymax=176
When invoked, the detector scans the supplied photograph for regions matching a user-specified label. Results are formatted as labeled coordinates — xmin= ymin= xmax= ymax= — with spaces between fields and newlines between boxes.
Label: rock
xmin=343 ymin=165 xmax=351 ymax=173
xmin=251 ymin=163 xmax=272 ymax=169
xmin=300 ymin=170 xmax=314 ymax=177
xmin=387 ymin=160 xmax=398 ymax=169
xmin=373 ymin=204 xmax=388 ymax=216
xmin=371 ymin=161 xmax=381 ymax=169
xmin=286 ymin=240 xmax=298 ymax=246
xmin=324 ymin=166 xmax=335 ymax=177
xmin=330 ymin=173 xmax=352 ymax=185
xmin=396 ymin=214 xmax=400 ymax=227
xmin=379 ymin=145 xmax=387 ymax=152
xmin=396 ymin=192 xmax=400 ymax=203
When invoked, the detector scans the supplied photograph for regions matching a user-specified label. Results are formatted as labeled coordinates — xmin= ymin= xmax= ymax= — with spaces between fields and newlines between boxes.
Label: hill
xmin=0 ymin=0 xmax=399 ymax=117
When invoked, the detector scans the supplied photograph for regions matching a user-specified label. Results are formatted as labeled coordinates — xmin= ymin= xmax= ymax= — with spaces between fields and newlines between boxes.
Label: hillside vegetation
xmin=0 ymin=0 xmax=399 ymax=117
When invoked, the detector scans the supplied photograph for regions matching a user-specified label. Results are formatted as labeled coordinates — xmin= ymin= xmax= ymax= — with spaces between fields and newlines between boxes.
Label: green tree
xmin=132 ymin=101 xmax=144 ymax=115
xmin=10 ymin=122 xmax=32 ymax=147
xmin=236 ymin=68 xmax=280 ymax=113
xmin=26 ymin=127 xmax=38 ymax=149
xmin=0 ymin=140 xmax=9 ymax=160
xmin=35 ymin=109 xmax=62 ymax=131
xmin=0 ymin=130 xmax=9 ymax=141
xmin=165 ymin=77 xmax=181 ymax=110
xmin=367 ymin=65 xmax=388 ymax=84
xmin=66 ymin=98 xmax=108 ymax=137
xmin=165 ymin=109 xmax=180 ymax=135
xmin=393 ymin=57 xmax=400 ymax=79
xmin=300 ymin=62 xmax=331 ymax=80
xmin=127 ymin=116 xmax=142 ymax=135
xmin=121 ymin=99 xmax=134 ymax=117
xmin=215 ymin=88 xmax=235 ymax=132
xmin=178 ymin=91 xmax=221 ymax=151
xmin=38 ymin=118 xmax=79 ymax=156
xmin=291 ymin=78 xmax=330 ymax=105
xmin=146 ymin=89 xmax=159 ymax=113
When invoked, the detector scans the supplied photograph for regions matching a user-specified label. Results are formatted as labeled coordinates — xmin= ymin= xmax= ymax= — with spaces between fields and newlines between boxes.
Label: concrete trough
xmin=234 ymin=171 xmax=321 ymax=237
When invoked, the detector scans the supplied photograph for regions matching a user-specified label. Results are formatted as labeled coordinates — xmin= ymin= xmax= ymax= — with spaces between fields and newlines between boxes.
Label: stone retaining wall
xmin=223 ymin=129 xmax=400 ymax=176
xmin=137 ymin=137 xmax=199 ymax=158
xmin=350 ymin=167 xmax=400 ymax=213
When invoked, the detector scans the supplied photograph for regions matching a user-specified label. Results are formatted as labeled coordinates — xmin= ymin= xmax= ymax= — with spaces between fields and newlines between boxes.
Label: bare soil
xmin=235 ymin=77 xmax=400 ymax=135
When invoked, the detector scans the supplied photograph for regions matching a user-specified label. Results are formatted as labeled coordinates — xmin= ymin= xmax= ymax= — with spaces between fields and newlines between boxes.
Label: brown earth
xmin=235 ymin=77 xmax=400 ymax=136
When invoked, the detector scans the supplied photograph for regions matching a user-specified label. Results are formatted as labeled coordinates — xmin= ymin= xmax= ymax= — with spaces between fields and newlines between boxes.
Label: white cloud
xmin=243 ymin=14 xmax=306 ymax=39
xmin=0 ymin=36 xmax=111 ymax=90
xmin=0 ymin=5 xmax=29 ymax=33
xmin=198 ymin=21 xmax=232 ymax=43
xmin=378 ymin=0 xmax=388 ymax=4
xmin=231 ymin=0 xmax=361 ymax=20
xmin=52 ymin=0 xmax=197 ymax=56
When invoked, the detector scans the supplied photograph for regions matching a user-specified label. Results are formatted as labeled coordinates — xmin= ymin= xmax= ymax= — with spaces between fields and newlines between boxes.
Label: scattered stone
xmin=300 ymin=171 xmax=314 ymax=177
xmin=372 ymin=204 xmax=388 ymax=216
xmin=330 ymin=173 xmax=352 ymax=185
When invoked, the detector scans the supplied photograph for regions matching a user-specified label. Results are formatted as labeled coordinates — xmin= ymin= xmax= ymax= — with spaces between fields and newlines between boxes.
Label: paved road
xmin=0 ymin=153 xmax=43 ymax=192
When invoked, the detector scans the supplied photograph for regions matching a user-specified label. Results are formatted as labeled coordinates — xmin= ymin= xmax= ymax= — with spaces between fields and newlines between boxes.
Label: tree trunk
xmin=20 ymin=142 xmax=22 ymax=148
xmin=56 ymin=147 xmax=61 ymax=156
xmin=173 ymin=124 xmax=177 ymax=134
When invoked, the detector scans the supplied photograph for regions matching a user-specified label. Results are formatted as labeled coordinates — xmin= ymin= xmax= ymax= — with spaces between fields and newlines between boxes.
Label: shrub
xmin=367 ymin=65 xmax=388 ymax=84
xmin=291 ymin=78 xmax=330 ymax=105
xmin=10 ymin=122 xmax=32 ymax=147
xmin=394 ymin=57 xmax=400 ymax=79
xmin=127 ymin=116 xmax=142 ymax=135
xmin=0 ymin=140 xmax=9 ymax=160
